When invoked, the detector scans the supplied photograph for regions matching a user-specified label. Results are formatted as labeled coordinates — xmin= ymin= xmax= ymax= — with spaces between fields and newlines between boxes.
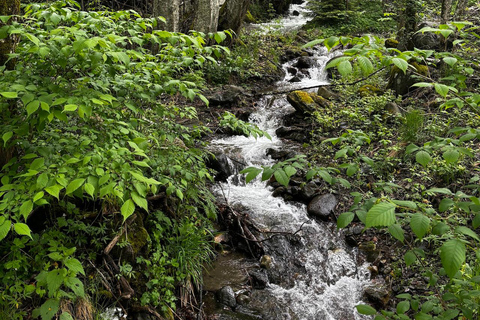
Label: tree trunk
xmin=218 ymin=0 xmax=251 ymax=36
xmin=192 ymin=0 xmax=221 ymax=33
xmin=454 ymin=0 xmax=468 ymax=20
xmin=153 ymin=0 xmax=181 ymax=32
xmin=441 ymin=0 xmax=453 ymax=24
xmin=396 ymin=0 xmax=418 ymax=51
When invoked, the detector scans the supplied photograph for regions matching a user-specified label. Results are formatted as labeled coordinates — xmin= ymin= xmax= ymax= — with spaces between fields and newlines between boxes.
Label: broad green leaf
xmin=356 ymin=56 xmax=374 ymax=75
xmin=131 ymin=191 xmax=148 ymax=211
xmin=415 ymin=151 xmax=431 ymax=167
xmin=410 ymin=213 xmax=430 ymax=240
xmin=46 ymin=269 xmax=66 ymax=293
xmin=45 ymin=184 xmax=63 ymax=199
xmin=175 ymin=189 xmax=184 ymax=200
xmin=424 ymin=188 xmax=453 ymax=195
xmin=443 ymin=57 xmax=457 ymax=67
xmin=19 ymin=200 xmax=33 ymax=220
xmin=0 ymin=92 xmax=17 ymax=98
xmin=414 ymin=312 xmax=432 ymax=320
xmin=455 ymin=226 xmax=480 ymax=241
xmin=346 ymin=163 xmax=358 ymax=177
xmin=439 ymin=198 xmax=454 ymax=212
xmin=473 ymin=214 xmax=480 ymax=229
xmin=274 ymin=169 xmax=289 ymax=187
xmin=60 ymin=312 xmax=74 ymax=320
xmin=404 ymin=250 xmax=417 ymax=266
xmin=38 ymin=299 xmax=60 ymax=320
xmin=366 ymin=202 xmax=396 ymax=228
xmin=302 ymin=38 xmax=324 ymax=48
xmin=440 ymin=239 xmax=466 ymax=278
xmin=14 ymin=223 xmax=32 ymax=239
xmin=392 ymin=58 xmax=408 ymax=73
xmin=434 ymin=83 xmax=449 ymax=98
xmin=338 ymin=60 xmax=353 ymax=77
xmin=392 ymin=200 xmax=417 ymax=209
xmin=441 ymin=309 xmax=459 ymax=320
xmin=412 ymin=82 xmax=433 ymax=88
xmin=284 ymin=165 xmax=297 ymax=178
xmin=66 ymin=178 xmax=85 ymax=195
xmin=65 ymin=277 xmax=85 ymax=297
xmin=0 ymin=219 xmax=11 ymax=241
xmin=243 ymin=167 xmax=262 ymax=184
xmin=121 ymin=199 xmax=135 ymax=221
xmin=63 ymin=104 xmax=78 ymax=112
xmin=64 ymin=258 xmax=85 ymax=275
xmin=84 ymin=183 xmax=95 ymax=198
xmin=2 ymin=131 xmax=13 ymax=146
xmin=337 ymin=212 xmax=355 ymax=229
xmin=356 ymin=304 xmax=377 ymax=315
xmin=325 ymin=56 xmax=350 ymax=69
xmin=30 ymin=157 xmax=45 ymax=170
xmin=334 ymin=148 xmax=348 ymax=159
xmin=26 ymin=100 xmax=40 ymax=117
xmin=397 ymin=301 xmax=410 ymax=314
xmin=443 ymin=149 xmax=459 ymax=164
xmin=388 ymin=224 xmax=404 ymax=242
xmin=432 ymin=221 xmax=450 ymax=235
xmin=324 ymin=36 xmax=339 ymax=51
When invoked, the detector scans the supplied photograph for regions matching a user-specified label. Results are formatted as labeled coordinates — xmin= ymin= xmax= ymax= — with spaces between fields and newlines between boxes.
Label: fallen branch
xmin=261 ymin=67 xmax=387 ymax=96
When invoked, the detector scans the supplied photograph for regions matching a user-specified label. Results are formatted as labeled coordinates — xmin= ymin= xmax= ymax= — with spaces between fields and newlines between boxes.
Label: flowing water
xmin=207 ymin=4 xmax=372 ymax=320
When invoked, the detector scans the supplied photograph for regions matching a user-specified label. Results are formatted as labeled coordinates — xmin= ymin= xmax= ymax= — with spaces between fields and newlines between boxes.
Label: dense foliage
xmin=0 ymin=1 xmax=232 ymax=318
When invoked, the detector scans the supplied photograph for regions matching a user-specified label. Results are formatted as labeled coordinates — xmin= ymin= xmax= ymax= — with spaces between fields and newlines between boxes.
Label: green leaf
xmin=356 ymin=56 xmax=374 ymax=75
xmin=440 ymin=239 xmax=466 ymax=278
xmin=0 ymin=92 xmax=17 ymax=98
xmin=324 ymin=36 xmax=339 ymax=51
xmin=404 ymin=250 xmax=417 ymax=266
xmin=0 ymin=219 xmax=11 ymax=241
xmin=274 ymin=169 xmax=289 ymax=187
xmin=392 ymin=58 xmax=408 ymax=73
xmin=412 ymin=82 xmax=433 ymax=88
xmin=64 ymin=258 xmax=85 ymax=275
xmin=441 ymin=309 xmax=459 ymax=320
xmin=443 ymin=149 xmax=459 ymax=164
xmin=64 ymin=277 xmax=85 ymax=297
xmin=131 ymin=191 xmax=148 ymax=211
xmin=424 ymin=187 xmax=453 ymax=195
xmin=414 ymin=312 xmax=432 ymax=320
xmin=439 ymin=198 xmax=454 ymax=212
xmin=121 ymin=199 xmax=135 ymax=221
xmin=60 ymin=312 xmax=74 ymax=320
xmin=392 ymin=200 xmax=417 ymax=209
xmin=415 ymin=151 xmax=431 ymax=167
xmin=26 ymin=100 xmax=40 ymax=117
xmin=334 ymin=148 xmax=348 ymax=159
xmin=2 ymin=131 xmax=13 ymax=146
xmin=455 ymin=226 xmax=480 ymax=242
xmin=473 ymin=214 xmax=480 ymax=229
xmin=63 ymin=104 xmax=78 ymax=112
xmin=337 ymin=212 xmax=355 ymax=229
xmin=38 ymin=299 xmax=60 ymax=320
xmin=284 ymin=165 xmax=297 ymax=178
xmin=66 ymin=178 xmax=85 ymax=195
xmin=337 ymin=60 xmax=353 ymax=77
xmin=346 ymin=163 xmax=358 ymax=177
xmin=45 ymin=184 xmax=63 ymax=200
xmin=46 ymin=269 xmax=66 ymax=293
xmin=19 ymin=200 xmax=33 ymax=220
xmin=443 ymin=57 xmax=457 ymax=67
xmin=410 ymin=213 xmax=430 ymax=240
xmin=84 ymin=183 xmax=95 ymax=198
xmin=30 ymin=157 xmax=45 ymax=170
xmin=356 ymin=304 xmax=377 ymax=315
xmin=242 ymin=167 xmax=262 ymax=184
xmin=434 ymin=83 xmax=450 ymax=98
xmin=14 ymin=223 xmax=32 ymax=239
xmin=388 ymin=224 xmax=404 ymax=242
xmin=366 ymin=202 xmax=396 ymax=228
xmin=397 ymin=301 xmax=410 ymax=314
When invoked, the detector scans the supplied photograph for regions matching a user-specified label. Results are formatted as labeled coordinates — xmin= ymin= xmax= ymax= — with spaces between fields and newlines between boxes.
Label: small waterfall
xmin=207 ymin=3 xmax=373 ymax=319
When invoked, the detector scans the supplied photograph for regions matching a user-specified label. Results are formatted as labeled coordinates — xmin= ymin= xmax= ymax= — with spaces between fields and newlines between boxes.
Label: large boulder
xmin=293 ymin=56 xmax=315 ymax=69
xmin=286 ymin=90 xmax=328 ymax=114
xmin=307 ymin=194 xmax=337 ymax=220
xmin=208 ymin=85 xmax=245 ymax=106
xmin=387 ymin=62 xmax=429 ymax=96
xmin=217 ymin=286 xmax=237 ymax=308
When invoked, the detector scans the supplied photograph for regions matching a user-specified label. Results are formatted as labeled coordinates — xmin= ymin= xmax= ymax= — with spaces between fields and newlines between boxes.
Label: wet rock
xmin=260 ymin=255 xmax=273 ymax=269
xmin=293 ymin=56 xmax=315 ymax=69
xmin=307 ymin=194 xmax=337 ymax=220
xmin=236 ymin=294 xmax=250 ymax=305
xmin=359 ymin=241 xmax=380 ymax=262
xmin=266 ymin=148 xmax=296 ymax=160
xmin=363 ymin=285 xmax=391 ymax=309
xmin=385 ymin=38 xmax=399 ymax=48
xmin=317 ymin=86 xmax=340 ymax=101
xmin=413 ymin=24 xmax=440 ymax=50
xmin=288 ymin=76 xmax=302 ymax=82
xmin=209 ymin=85 xmax=245 ymax=106
xmin=299 ymin=181 xmax=319 ymax=201
xmin=249 ymin=269 xmax=269 ymax=289
xmin=217 ymin=286 xmax=237 ymax=308
xmin=207 ymin=153 xmax=235 ymax=182
xmin=286 ymin=66 xmax=297 ymax=75
xmin=272 ymin=186 xmax=286 ymax=198
xmin=275 ymin=126 xmax=308 ymax=142
xmin=292 ymin=10 xmax=300 ymax=16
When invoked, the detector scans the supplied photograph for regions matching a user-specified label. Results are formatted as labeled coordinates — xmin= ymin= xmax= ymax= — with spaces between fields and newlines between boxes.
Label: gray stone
xmin=364 ymin=285 xmax=391 ymax=309
xmin=217 ymin=286 xmax=237 ymax=308
xmin=299 ymin=181 xmax=319 ymax=201
xmin=209 ymin=85 xmax=245 ymax=105
xmin=293 ymin=56 xmax=315 ymax=69
xmin=317 ymin=86 xmax=340 ymax=100
xmin=307 ymin=194 xmax=337 ymax=220
xmin=249 ymin=269 xmax=269 ymax=289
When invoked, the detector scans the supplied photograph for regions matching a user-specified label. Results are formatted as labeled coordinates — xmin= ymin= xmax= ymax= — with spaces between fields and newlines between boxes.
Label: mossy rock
xmin=358 ymin=85 xmax=383 ymax=97
xmin=286 ymin=90 xmax=328 ymax=114
xmin=385 ymin=38 xmax=398 ymax=49
xmin=244 ymin=10 xmax=256 ymax=23
xmin=387 ymin=61 xmax=429 ymax=95
xmin=127 ymin=225 xmax=149 ymax=255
